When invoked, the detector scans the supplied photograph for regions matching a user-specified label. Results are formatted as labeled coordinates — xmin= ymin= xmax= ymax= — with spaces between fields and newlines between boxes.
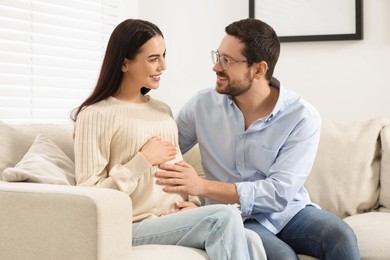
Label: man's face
xmin=212 ymin=35 xmax=254 ymax=96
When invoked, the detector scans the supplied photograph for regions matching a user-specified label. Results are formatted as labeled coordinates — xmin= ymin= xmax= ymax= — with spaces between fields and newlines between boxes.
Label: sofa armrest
xmin=0 ymin=181 xmax=132 ymax=260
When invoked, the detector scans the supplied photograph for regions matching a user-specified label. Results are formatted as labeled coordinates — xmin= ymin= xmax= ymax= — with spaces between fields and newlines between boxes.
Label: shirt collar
xmin=226 ymin=77 xmax=298 ymax=123
xmin=265 ymin=77 xmax=301 ymax=123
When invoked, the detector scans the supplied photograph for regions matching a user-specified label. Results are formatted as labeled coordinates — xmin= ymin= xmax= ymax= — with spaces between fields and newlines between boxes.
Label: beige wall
xmin=137 ymin=0 xmax=390 ymax=122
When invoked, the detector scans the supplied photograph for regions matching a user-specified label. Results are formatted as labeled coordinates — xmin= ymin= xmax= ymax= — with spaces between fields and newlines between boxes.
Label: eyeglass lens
xmin=211 ymin=51 xmax=228 ymax=70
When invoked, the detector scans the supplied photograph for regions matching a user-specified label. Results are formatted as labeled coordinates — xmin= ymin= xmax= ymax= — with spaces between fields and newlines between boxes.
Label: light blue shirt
xmin=176 ymin=84 xmax=321 ymax=234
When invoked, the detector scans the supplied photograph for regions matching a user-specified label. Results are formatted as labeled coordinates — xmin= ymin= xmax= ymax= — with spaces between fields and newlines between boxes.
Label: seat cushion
xmin=344 ymin=212 xmax=390 ymax=259
xmin=130 ymin=244 xmax=209 ymax=260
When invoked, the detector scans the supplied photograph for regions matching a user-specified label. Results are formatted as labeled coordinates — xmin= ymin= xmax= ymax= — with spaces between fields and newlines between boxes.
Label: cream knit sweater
xmin=74 ymin=96 xmax=200 ymax=222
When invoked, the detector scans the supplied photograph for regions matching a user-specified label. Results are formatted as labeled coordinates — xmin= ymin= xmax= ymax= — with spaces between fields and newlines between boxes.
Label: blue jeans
xmin=132 ymin=204 xmax=266 ymax=260
xmin=245 ymin=206 xmax=360 ymax=260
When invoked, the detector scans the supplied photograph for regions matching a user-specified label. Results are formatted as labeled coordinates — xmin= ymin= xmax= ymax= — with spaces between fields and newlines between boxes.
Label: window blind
xmin=0 ymin=0 xmax=122 ymax=124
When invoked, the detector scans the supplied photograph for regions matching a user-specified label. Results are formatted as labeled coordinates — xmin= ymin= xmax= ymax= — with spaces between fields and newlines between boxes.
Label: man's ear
xmin=253 ymin=61 xmax=268 ymax=79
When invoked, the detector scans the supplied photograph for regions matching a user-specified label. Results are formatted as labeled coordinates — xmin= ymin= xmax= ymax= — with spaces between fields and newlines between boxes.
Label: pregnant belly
xmin=131 ymin=167 xmax=187 ymax=221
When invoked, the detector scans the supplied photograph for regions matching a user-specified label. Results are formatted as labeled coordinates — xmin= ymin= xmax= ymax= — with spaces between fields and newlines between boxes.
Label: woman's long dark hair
xmin=71 ymin=19 xmax=164 ymax=121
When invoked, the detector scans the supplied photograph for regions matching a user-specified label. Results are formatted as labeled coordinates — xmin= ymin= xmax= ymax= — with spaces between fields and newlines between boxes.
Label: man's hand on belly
xmin=156 ymin=161 xmax=206 ymax=196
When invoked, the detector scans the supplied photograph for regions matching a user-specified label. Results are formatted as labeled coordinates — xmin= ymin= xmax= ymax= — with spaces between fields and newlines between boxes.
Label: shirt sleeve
xmin=74 ymin=108 xmax=151 ymax=195
xmin=176 ymin=94 xmax=199 ymax=154
xmin=236 ymin=115 xmax=321 ymax=216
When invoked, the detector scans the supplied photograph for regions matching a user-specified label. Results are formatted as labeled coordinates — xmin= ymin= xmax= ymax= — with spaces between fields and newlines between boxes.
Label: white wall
xmin=137 ymin=0 xmax=390 ymax=122
xmin=277 ymin=0 xmax=390 ymax=122
xmin=138 ymin=0 xmax=249 ymax=117
xmin=120 ymin=0 xmax=138 ymax=21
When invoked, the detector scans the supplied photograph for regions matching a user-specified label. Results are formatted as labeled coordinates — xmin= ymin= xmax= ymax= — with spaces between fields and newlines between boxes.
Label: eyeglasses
xmin=211 ymin=50 xmax=249 ymax=71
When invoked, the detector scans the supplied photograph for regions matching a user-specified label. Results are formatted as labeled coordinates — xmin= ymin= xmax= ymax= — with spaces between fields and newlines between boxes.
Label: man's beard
xmin=216 ymin=70 xmax=253 ymax=96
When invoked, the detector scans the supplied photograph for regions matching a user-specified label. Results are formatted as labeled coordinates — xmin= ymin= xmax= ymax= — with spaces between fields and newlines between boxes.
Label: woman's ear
xmin=121 ymin=58 xmax=128 ymax=72
xmin=253 ymin=61 xmax=268 ymax=79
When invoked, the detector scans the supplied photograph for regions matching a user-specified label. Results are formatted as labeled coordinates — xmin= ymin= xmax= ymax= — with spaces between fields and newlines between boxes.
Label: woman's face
xmin=122 ymin=35 xmax=166 ymax=91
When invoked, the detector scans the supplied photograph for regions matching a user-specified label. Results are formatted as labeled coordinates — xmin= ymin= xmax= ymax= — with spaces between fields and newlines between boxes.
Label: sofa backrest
xmin=305 ymin=117 xmax=389 ymax=218
xmin=379 ymin=125 xmax=390 ymax=212
xmin=0 ymin=121 xmax=74 ymax=181
xmin=1 ymin=118 xmax=389 ymax=218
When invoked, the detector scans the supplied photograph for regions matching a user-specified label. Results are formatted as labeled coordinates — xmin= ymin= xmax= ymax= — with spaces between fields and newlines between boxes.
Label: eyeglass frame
xmin=211 ymin=50 xmax=253 ymax=71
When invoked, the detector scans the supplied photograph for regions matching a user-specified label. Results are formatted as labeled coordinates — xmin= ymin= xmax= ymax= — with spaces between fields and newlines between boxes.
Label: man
xmin=156 ymin=18 xmax=360 ymax=260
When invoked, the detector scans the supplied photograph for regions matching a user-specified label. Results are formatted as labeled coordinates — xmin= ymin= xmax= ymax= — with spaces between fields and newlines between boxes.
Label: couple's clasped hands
xmin=140 ymin=136 xmax=205 ymax=214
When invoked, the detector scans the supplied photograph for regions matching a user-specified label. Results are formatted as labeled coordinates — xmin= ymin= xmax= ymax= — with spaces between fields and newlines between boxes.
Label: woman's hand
xmin=140 ymin=136 xmax=177 ymax=166
xmin=159 ymin=201 xmax=199 ymax=216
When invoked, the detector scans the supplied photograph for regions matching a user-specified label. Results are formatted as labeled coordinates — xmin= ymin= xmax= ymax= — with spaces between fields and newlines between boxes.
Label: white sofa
xmin=1 ymin=117 xmax=390 ymax=260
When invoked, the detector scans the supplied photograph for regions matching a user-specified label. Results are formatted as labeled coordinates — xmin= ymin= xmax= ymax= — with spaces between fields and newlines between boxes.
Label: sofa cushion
xmin=182 ymin=144 xmax=204 ymax=179
xmin=2 ymin=134 xmax=75 ymax=185
xmin=0 ymin=121 xmax=75 ymax=182
xmin=305 ymin=117 xmax=388 ymax=218
xmin=0 ymin=122 xmax=32 ymax=180
xmin=344 ymin=212 xmax=390 ymax=259
xmin=379 ymin=125 xmax=390 ymax=212
xmin=11 ymin=124 xmax=75 ymax=161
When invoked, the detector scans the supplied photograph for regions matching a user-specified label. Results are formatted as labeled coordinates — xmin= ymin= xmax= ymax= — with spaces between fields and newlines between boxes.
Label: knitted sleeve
xmin=74 ymin=107 xmax=151 ymax=195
